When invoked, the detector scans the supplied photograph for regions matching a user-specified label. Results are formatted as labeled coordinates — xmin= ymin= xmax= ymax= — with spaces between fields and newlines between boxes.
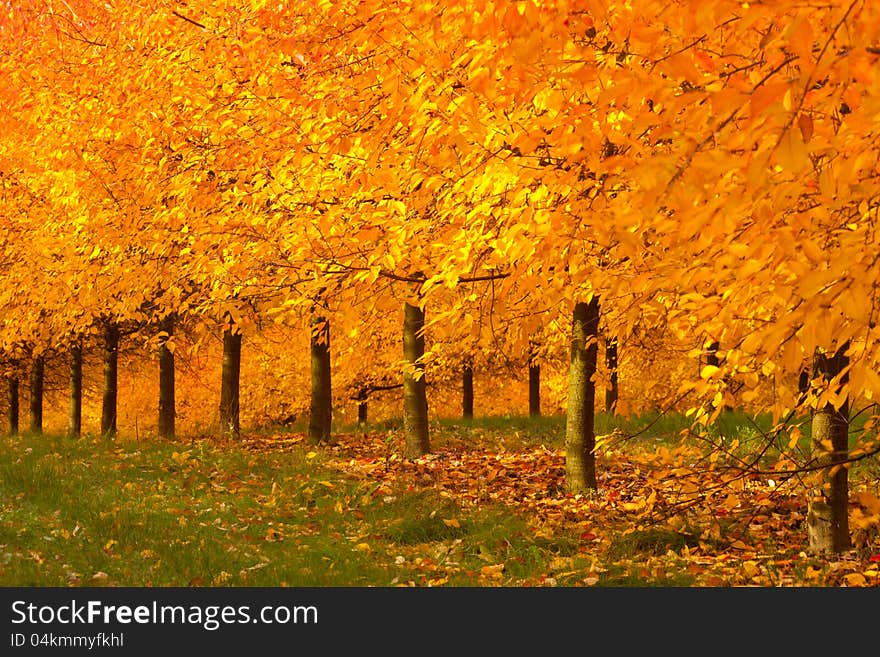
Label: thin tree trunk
xmin=357 ymin=388 xmax=368 ymax=425
xmin=101 ymin=323 xmax=119 ymax=438
xmin=605 ymin=336 xmax=619 ymax=413
xmin=219 ymin=323 xmax=242 ymax=439
xmin=29 ymin=355 xmax=44 ymax=435
xmin=68 ymin=343 xmax=82 ymax=438
xmin=403 ymin=302 xmax=429 ymax=458
xmin=158 ymin=316 xmax=176 ymax=439
xmin=308 ymin=315 xmax=332 ymax=445
xmin=565 ymin=297 xmax=600 ymax=493
xmin=806 ymin=344 xmax=851 ymax=554
xmin=462 ymin=361 xmax=474 ymax=420
xmin=528 ymin=350 xmax=541 ymax=418
xmin=7 ymin=376 xmax=19 ymax=435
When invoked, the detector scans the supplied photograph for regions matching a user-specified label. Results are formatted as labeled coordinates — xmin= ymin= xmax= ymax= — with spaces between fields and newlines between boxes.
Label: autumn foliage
xmin=1 ymin=0 xmax=879 ymax=563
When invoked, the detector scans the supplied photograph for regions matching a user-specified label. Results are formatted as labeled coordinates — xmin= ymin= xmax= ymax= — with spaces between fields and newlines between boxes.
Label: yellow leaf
xmin=700 ymin=365 xmax=720 ymax=379
xmin=442 ymin=518 xmax=460 ymax=528
xmin=480 ymin=564 xmax=505 ymax=579
xmin=265 ymin=528 xmax=284 ymax=542
xmin=843 ymin=572 xmax=867 ymax=587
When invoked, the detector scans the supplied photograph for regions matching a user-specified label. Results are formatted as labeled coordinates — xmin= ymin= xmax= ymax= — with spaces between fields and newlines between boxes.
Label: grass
xmin=1 ymin=408 xmax=877 ymax=588
xmin=0 ymin=431 xmax=588 ymax=587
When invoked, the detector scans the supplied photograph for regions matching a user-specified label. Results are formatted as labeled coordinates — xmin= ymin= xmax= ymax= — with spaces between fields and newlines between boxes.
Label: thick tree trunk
xmin=158 ymin=316 xmax=176 ymax=439
xmin=308 ymin=315 xmax=332 ymax=445
xmin=605 ymin=336 xmax=619 ymax=414
xmin=565 ymin=297 xmax=600 ymax=493
xmin=528 ymin=351 xmax=541 ymax=418
xmin=806 ymin=344 xmax=851 ymax=554
xmin=68 ymin=343 xmax=82 ymax=438
xmin=29 ymin=355 xmax=44 ymax=435
xmin=462 ymin=361 xmax=474 ymax=420
xmin=403 ymin=302 xmax=430 ymax=458
xmin=219 ymin=324 xmax=242 ymax=439
xmin=101 ymin=323 xmax=119 ymax=438
xmin=357 ymin=388 xmax=368 ymax=425
xmin=7 ymin=376 xmax=19 ymax=435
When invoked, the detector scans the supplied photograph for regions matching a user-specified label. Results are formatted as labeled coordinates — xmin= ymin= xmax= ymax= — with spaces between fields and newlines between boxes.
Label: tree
xmin=68 ymin=342 xmax=82 ymax=438
xmin=565 ymin=297 xmax=600 ymax=493
xmin=29 ymin=354 xmax=44 ymax=436
xmin=806 ymin=343 xmax=851 ymax=553
xmin=403 ymin=301 xmax=430 ymax=458
xmin=158 ymin=315 xmax=176 ymax=439
xmin=219 ymin=318 xmax=242 ymax=440
xmin=308 ymin=314 xmax=332 ymax=445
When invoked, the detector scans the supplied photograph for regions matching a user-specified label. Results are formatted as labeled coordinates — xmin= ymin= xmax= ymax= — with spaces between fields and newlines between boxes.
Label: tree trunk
xmin=29 ymin=355 xmax=44 ymax=435
xmin=462 ymin=361 xmax=474 ymax=420
xmin=797 ymin=367 xmax=810 ymax=406
xmin=528 ymin=350 xmax=541 ymax=418
xmin=565 ymin=297 xmax=600 ymax=493
xmin=357 ymin=388 xmax=368 ymax=425
xmin=219 ymin=323 xmax=242 ymax=439
xmin=605 ymin=336 xmax=619 ymax=413
xmin=308 ymin=315 xmax=332 ymax=445
xmin=101 ymin=323 xmax=119 ymax=438
xmin=158 ymin=316 xmax=176 ymax=439
xmin=68 ymin=343 xmax=82 ymax=438
xmin=7 ymin=376 xmax=19 ymax=435
xmin=806 ymin=344 xmax=851 ymax=554
xmin=403 ymin=302 xmax=429 ymax=458
xmin=706 ymin=341 xmax=720 ymax=368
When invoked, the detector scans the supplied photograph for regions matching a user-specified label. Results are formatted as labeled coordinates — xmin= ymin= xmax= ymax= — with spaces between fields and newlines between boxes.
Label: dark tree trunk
xmin=101 ymin=323 xmax=119 ymax=438
xmin=158 ymin=316 xmax=176 ymax=439
xmin=29 ymin=355 xmax=44 ymax=435
xmin=605 ymin=336 xmax=619 ymax=413
xmin=798 ymin=367 xmax=810 ymax=406
xmin=528 ymin=351 xmax=541 ymax=418
xmin=806 ymin=343 xmax=851 ymax=554
xmin=308 ymin=315 xmax=332 ymax=445
xmin=462 ymin=361 xmax=474 ymax=420
xmin=357 ymin=388 xmax=368 ymax=425
xmin=219 ymin=324 xmax=242 ymax=439
xmin=565 ymin=297 xmax=600 ymax=493
xmin=68 ymin=343 xmax=82 ymax=438
xmin=402 ymin=302 xmax=429 ymax=458
xmin=7 ymin=376 xmax=19 ymax=435
xmin=706 ymin=341 xmax=720 ymax=368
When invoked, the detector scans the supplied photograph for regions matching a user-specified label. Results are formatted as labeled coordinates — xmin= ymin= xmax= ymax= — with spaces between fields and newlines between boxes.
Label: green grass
xmin=0 ymin=432 xmax=587 ymax=587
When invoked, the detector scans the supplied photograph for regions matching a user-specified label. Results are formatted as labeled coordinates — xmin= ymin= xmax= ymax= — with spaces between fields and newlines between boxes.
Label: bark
xmin=565 ymin=298 xmax=600 ymax=493
xmin=29 ymin=355 xmax=44 ymax=435
xmin=462 ymin=361 xmax=474 ymax=419
xmin=528 ymin=352 xmax=541 ymax=418
xmin=308 ymin=315 xmax=332 ymax=445
xmin=403 ymin=302 xmax=430 ymax=458
xmin=68 ymin=343 xmax=83 ymax=438
xmin=101 ymin=323 xmax=119 ymax=438
xmin=158 ymin=316 xmax=176 ymax=439
xmin=7 ymin=376 xmax=19 ymax=435
xmin=806 ymin=344 xmax=851 ymax=554
xmin=219 ymin=324 xmax=242 ymax=439
xmin=605 ymin=336 xmax=619 ymax=414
